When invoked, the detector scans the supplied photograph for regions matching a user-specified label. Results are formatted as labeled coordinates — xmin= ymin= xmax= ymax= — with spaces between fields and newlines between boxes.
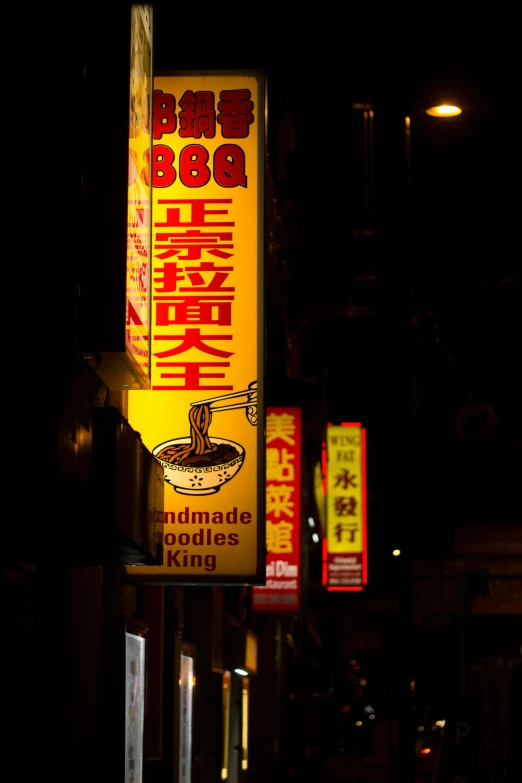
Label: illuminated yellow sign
xmin=126 ymin=71 xmax=265 ymax=583
xmin=324 ymin=423 xmax=367 ymax=590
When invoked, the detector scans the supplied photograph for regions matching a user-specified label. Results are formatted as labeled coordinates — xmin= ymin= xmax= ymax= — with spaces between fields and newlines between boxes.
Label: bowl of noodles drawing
xmin=152 ymin=402 xmax=245 ymax=495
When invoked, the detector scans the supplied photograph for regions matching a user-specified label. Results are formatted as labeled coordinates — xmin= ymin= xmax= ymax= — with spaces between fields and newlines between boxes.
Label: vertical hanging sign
xmin=252 ymin=407 xmax=302 ymax=611
xmin=126 ymin=4 xmax=153 ymax=381
xmin=126 ymin=71 xmax=266 ymax=584
xmin=323 ymin=422 xmax=368 ymax=591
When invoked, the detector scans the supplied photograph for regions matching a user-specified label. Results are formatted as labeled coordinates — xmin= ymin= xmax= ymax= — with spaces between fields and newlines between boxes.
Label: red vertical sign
xmin=252 ymin=408 xmax=301 ymax=611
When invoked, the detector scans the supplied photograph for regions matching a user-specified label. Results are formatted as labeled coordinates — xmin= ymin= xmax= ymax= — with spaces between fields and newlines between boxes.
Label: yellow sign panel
xmin=325 ymin=423 xmax=367 ymax=588
xmin=127 ymin=72 xmax=265 ymax=583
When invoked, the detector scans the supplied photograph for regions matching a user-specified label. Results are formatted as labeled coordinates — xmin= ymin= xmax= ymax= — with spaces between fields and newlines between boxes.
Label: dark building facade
xmin=7 ymin=4 xmax=521 ymax=783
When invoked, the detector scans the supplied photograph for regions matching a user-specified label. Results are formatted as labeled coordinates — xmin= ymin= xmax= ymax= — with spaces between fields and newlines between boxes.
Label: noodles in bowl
xmin=153 ymin=403 xmax=245 ymax=495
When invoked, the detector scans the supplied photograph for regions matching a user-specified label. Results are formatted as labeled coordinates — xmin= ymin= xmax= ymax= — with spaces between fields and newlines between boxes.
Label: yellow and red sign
xmin=126 ymin=4 xmax=153 ymax=382
xmin=323 ymin=422 xmax=367 ymax=591
xmin=126 ymin=71 xmax=266 ymax=584
xmin=252 ymin=408 xmax=302 ymax=611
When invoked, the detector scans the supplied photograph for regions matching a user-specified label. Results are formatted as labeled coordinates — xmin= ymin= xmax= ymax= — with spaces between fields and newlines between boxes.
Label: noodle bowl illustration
xmin=153 ymin=384 xmax=256 ymax=495
xmin=153 ymin=435 xmax=245 ymax=495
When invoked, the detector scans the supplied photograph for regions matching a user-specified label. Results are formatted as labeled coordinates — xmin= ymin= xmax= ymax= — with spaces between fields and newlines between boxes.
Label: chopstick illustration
xmin=191 ymin=388 xmax=256 ymax=413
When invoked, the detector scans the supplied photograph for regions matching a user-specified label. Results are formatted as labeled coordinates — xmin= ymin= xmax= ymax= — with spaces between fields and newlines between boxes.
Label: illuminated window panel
xmin=125 ymin=631 xmax=146 ymax=783
xmin=179 ymin=650 xmax=194 ymax=783
xmin=241 ymin=677 xmax=249 ymax=771
xmin=221 ymin=671 xmax=231 ymax=780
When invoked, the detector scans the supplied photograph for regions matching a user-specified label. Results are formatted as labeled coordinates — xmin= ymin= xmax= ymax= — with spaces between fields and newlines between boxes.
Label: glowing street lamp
xmin=425 ymin=103 xmax=463 ymax=117
xmin=398 ymin=96 xmax=464 ymax=776
xmin=404 ymin=101 xmax=463 ymax=226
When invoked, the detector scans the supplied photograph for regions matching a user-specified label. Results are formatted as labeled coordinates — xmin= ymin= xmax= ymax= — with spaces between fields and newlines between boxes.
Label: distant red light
xmin=420 ymin=747 xmax=431 ymax=755
xmin=353 ymin=665 xmax=360 ymax=670
xmin=341 ymin=705 xmax=350 ymax=713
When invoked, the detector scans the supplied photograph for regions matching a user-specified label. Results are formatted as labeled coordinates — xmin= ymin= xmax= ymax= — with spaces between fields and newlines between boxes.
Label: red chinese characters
xmin=152 ymin=198 xmax=238 ymax=391
xmin=154 ymin=88 xmax=253 ymax=140
xmin=152 ymin=88 xmax=253 ymax=189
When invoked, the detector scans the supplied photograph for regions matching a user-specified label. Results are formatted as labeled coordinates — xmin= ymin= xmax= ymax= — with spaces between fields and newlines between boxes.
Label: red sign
xmin=252 ymin=408 xmax=302 ymax=611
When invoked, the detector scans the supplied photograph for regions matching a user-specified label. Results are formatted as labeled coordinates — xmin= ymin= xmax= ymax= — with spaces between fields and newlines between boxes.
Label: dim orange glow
xmin=420 ymin=747 xmax=432 ymax=755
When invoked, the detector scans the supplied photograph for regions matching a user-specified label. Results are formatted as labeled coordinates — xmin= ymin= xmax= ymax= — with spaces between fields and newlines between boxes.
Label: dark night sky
xmin=148 ymin=6 xmax=521 ymax=542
